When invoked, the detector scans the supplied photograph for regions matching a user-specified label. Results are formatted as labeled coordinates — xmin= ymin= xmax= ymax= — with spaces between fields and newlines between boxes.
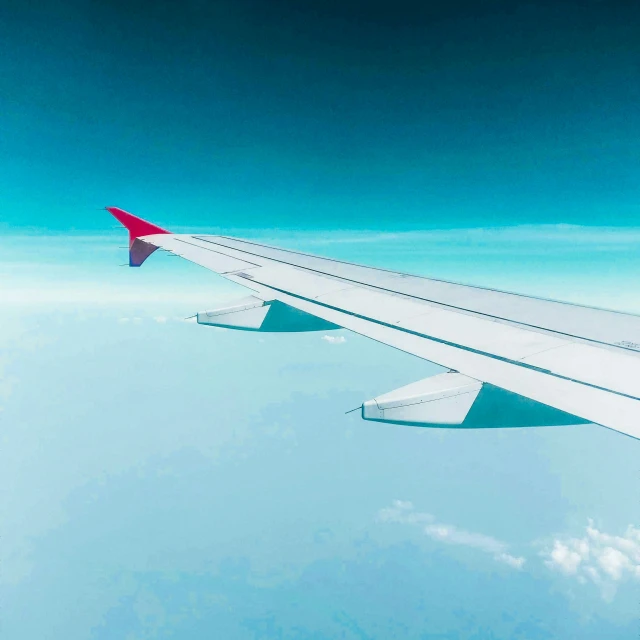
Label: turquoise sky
xmin=2 ymin=1 xmax=640 ymax=638
xmin=1 ymin=1 xmax=639 ymax=233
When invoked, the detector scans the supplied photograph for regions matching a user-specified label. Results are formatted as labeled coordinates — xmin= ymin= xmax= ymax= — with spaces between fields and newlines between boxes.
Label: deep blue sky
xmin=1 ymin=0 xmax=639 ymax=232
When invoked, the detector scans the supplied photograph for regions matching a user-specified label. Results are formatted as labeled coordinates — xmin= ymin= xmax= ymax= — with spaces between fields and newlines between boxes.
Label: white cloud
xmin=496 ymin=553 xmax=526 ymax=570
xmin=377 ymin=500 xmax=434 ymax=525
xmin=378 ymin=501 xmax=525 ymax=570
xmin=544 ymin=540 xmax=583 ymax=575
xmin=424 ymin=523 xmax=501 ymax=552
xmin=381 ymin=509 xmax=640 ymax=596
xmin=321 ymin=335 xmax=346 ymax=344
xmin=153 ymin=316 xmax=168 ymax=323
xmin=541 ymin=520 xmax=640 ymax=599
xmin=597 ymin=547 xmax=630 ymax=581
xmin=424 ymin=523 xmax=525 ymax=569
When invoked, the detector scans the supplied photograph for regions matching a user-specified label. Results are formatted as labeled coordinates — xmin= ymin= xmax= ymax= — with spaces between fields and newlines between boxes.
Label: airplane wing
xmin=107 ymin=207 xmax=640 ymax=440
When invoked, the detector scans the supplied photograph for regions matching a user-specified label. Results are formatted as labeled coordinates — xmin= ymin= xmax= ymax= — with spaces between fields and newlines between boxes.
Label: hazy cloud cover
xmin=1 ymin=300 xmax=637 ymax=638
xmin=273 ymin=225 xmax=640 ymax=249
xmin=321 ymin=334 xmax=347 ymax=344
xmin=5 ymin=222 xmax=640 ymax=318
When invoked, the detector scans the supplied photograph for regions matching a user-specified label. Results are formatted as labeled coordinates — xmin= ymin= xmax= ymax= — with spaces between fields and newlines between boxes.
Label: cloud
xmin=153 ymin=316 xmax=168 ymax=323
xmin=321 ymin=335 xmax=346 ymax=344
xmin=496 ymin=553 xmax=527 ymax=570
xmin=378 ymin=501 xmax=525 ymax=570
xmin=381 ymin=507 xmax=639 ymax=596
xmin=544 ymin=540 xmax=583 ymax=575
xmin=424 ymin=523 xmax=526 ymax=569
xmin=541 ymin=520 xmax=640 ymax=599
xmin=377 ymin=500 xmax=434 ymax=525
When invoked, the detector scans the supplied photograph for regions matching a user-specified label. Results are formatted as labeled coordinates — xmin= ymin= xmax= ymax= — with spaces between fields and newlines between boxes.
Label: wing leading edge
xmin=107 ymin=207 xmax=640 ymax=440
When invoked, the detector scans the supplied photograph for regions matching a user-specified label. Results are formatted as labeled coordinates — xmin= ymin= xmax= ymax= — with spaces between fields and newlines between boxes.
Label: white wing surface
xmin=108 ymin=207 xmax=640 ymax=440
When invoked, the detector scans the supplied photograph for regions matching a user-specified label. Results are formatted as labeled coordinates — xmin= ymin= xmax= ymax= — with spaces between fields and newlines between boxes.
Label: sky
xmin=1 ymin=0 xmax=639 ymax=232
xmin=1 ymin=1 xmax=640 ymax=638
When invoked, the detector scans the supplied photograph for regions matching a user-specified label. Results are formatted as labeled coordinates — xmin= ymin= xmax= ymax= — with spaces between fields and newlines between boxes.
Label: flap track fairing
xmin=362 ymin=372 xmax=589 ymax=429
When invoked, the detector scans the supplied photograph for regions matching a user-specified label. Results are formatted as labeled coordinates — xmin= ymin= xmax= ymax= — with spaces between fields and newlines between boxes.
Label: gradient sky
xmin=1 ymin=0 xmax=639 ymax=232
xmin=2 ymin=1 xmax=640 ymax=638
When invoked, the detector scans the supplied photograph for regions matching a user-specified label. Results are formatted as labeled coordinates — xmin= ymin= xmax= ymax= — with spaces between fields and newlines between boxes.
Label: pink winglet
xmin=106 ymin=206 xmax=171 ymax=267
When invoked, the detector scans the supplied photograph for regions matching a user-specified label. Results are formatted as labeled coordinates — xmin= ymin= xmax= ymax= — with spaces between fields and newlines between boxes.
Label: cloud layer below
xmin=379 ymin=500 xmax=640 ymax=597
